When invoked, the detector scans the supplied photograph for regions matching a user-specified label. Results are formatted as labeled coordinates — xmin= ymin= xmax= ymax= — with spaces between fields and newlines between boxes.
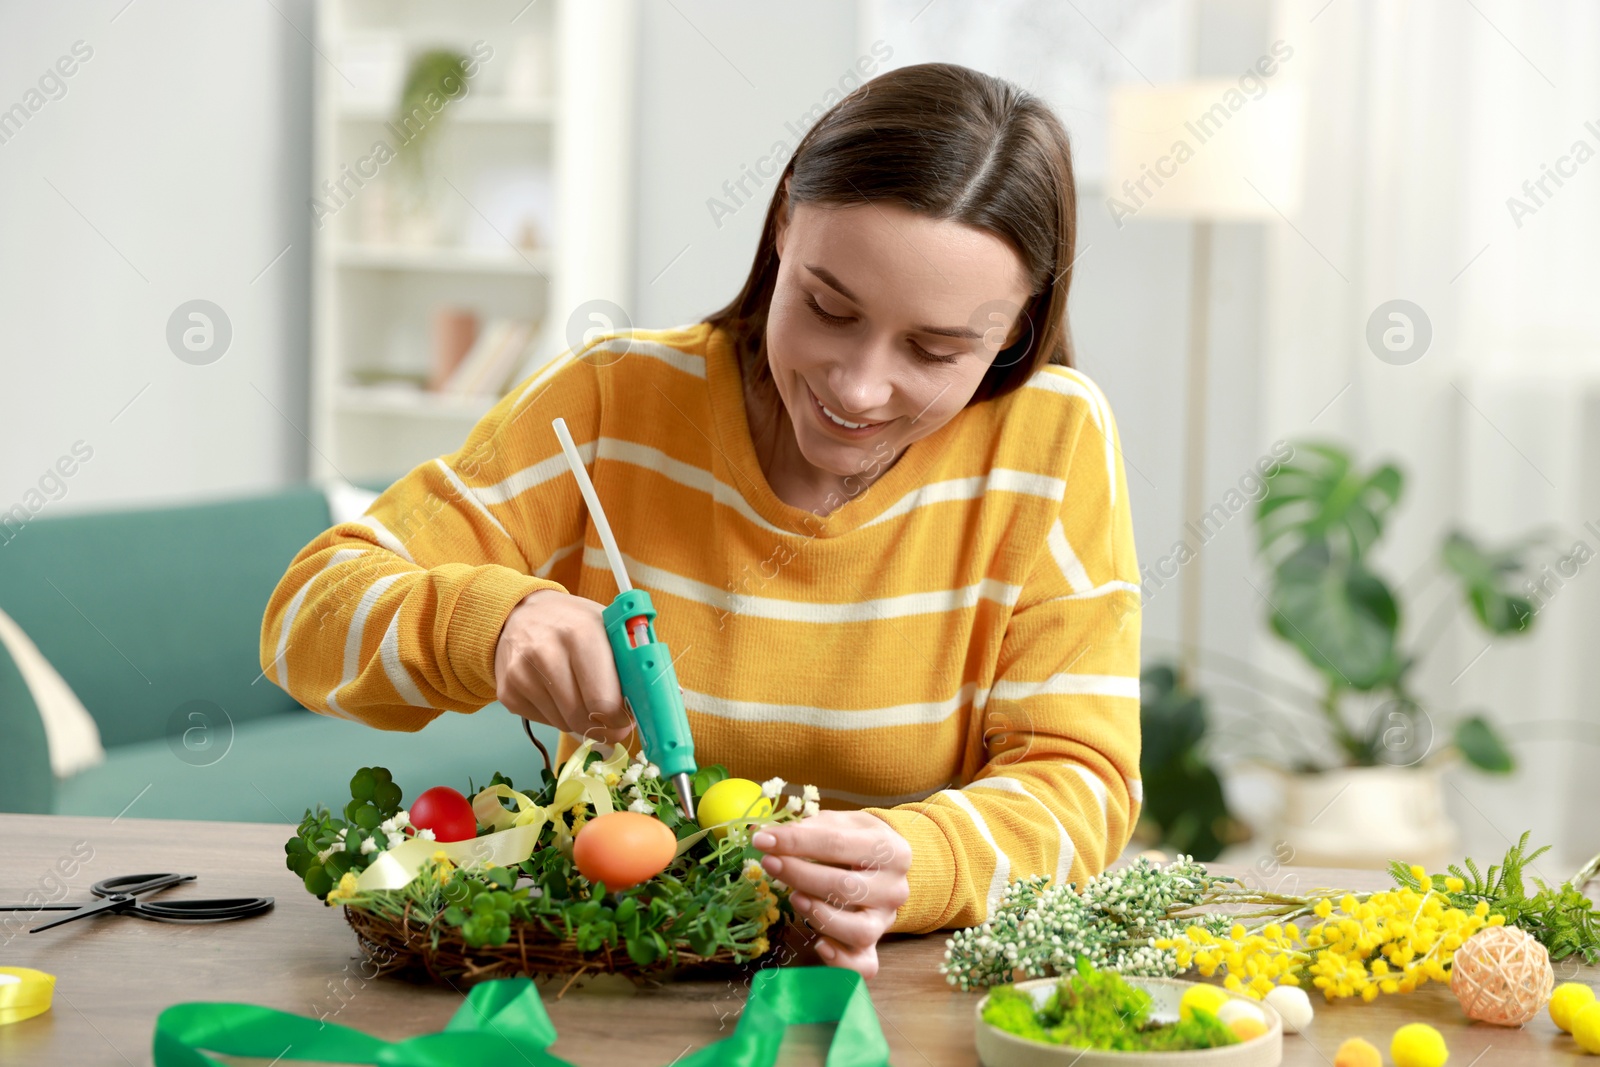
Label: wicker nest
xmin=343 ymin=899 xmax=791 ymax=990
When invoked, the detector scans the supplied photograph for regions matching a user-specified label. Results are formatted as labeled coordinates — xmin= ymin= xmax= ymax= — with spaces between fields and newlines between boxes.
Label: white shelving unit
xmin=311 ymin=0 xmax=636 ymax=485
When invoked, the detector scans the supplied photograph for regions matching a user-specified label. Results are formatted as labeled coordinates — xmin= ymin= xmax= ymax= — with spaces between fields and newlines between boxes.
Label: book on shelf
xmin=437 ymin=317 xmax=538 ymax=398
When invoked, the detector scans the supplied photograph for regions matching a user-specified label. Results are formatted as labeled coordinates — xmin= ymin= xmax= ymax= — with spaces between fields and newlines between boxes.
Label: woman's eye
xmin=803 ymin=293 xmax=959 ymax=364
xmin=911 ymin=341 xmax=961 ymax=365
xmin=804 ymin=294 xmax=853 ymax=328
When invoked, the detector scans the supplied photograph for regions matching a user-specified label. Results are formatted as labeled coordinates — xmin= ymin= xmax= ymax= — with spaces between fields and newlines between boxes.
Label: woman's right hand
xmin=494 ymin=588 xmax=635 ymax=745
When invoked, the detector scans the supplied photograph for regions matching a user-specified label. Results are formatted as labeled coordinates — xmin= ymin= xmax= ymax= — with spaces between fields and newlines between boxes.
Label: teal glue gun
xmin=551 ymin=418 xmax=698 ymax=822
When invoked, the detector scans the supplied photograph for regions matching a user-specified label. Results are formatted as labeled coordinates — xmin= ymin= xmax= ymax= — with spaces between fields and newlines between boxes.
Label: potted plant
xmin=1207 ymin=442 xmax=1544 ymax=868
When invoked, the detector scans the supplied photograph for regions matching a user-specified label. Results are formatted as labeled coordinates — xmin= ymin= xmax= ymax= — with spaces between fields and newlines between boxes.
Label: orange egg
xmin=1229 ymin=1017 xmax=1269 ymax=1042
xmin=572 ymin=811 xmax=677 ymax=890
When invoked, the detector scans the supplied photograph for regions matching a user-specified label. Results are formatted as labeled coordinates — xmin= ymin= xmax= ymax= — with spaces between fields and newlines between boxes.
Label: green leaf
xmin=692 ymin=765 xmax=729 ymax=796
xmin=1257 ymin=442 xmax=1403 ymax=565
xmin=1269 ymin=544 xmax=1401 ymax=689
xmin=1454 ymin=714 xmax=1515 ymax=773
xmin=1441 ymin=530 xmax=1538 ymax=636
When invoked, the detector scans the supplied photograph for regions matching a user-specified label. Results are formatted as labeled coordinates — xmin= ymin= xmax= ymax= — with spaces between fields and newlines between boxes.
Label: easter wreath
xmin=282 ymin=726 xmax=816 ymax=988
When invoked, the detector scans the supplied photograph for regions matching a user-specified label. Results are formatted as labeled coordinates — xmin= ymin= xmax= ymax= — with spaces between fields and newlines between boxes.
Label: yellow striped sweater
xmin=260 ymin=321 xmax=1143 ymax=935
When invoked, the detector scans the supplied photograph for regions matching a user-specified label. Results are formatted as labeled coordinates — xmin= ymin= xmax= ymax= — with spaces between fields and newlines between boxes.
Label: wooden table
xmin=1 ymin=814 xmax=1595 ymax=1065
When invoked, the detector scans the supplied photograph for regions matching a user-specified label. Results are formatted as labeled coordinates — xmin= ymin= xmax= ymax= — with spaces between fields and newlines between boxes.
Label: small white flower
xmin=417 ymin=828 xmax=436 ymax=841
xmin=359 ymin=836 xmax=378 ymax=855
xmin=316 ymin=846 xmax=335 ymax=863
xmin=760 ymin=776 xmax=786 ymax=799
xmin=783 ymin=794 xmax=803 ymax=814
xmin=802 ymin=783 xmax=819 ymax=803
xmin=643 ymin=763 xmax=660 ymax=780
xmin=379 ymin=817 xmax=398 ymax=834
xmin=802 ymin=799 xmax=820 ymax=818
xmin=394 ymin=810 xmax=409 ymax=826
xmin=622 ymin=765 xmax=643 ymax=785
xmin=628 ymin=797 xmax=654 ymax=814
xmin=743 ymin=858 xmax=764 ymax=878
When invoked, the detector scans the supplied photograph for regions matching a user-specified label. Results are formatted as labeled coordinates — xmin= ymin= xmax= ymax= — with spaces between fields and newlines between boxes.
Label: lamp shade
xmin=1106 ymin=79 xmax=1303 ymax=222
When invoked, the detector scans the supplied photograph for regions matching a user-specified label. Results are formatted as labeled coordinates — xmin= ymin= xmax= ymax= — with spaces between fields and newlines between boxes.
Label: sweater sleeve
xmin=258 ymin=350 xmax=603 ymax=731
xmin=865 ymin=377 xmax=1144 ymax=934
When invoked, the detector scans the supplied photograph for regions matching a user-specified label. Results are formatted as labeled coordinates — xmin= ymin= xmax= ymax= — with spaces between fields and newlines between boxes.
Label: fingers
xmin=757 ymin=814 xmax=908 ymax=872
xmin=813 ymin=933 xmax=880 ymax=979
xmin=761 ymin=853 xmax=882 ymax=911
xmin=568 ymin=629 xmax=632 ymax=743
xmin=790 ymin=889 xmax=884 ymax=947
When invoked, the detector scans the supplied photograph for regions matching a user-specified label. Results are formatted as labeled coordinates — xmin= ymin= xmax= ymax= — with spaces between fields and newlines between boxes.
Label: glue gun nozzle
xmin=673 ymin=772 xmax=696 ymax=823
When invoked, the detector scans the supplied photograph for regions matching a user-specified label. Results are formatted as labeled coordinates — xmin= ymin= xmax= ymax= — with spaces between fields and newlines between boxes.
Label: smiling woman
xmin=261 ymin=62 xmax=1142 ymax=982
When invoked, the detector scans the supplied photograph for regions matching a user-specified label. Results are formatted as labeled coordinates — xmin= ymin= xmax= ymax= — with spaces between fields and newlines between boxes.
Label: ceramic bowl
xmin=974 ymin=975 xmax=1283 ymax=1067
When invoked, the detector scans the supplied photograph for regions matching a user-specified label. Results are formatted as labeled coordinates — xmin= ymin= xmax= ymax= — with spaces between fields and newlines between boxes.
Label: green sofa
xmin=0 ymin=485 xmax=560 ymax=822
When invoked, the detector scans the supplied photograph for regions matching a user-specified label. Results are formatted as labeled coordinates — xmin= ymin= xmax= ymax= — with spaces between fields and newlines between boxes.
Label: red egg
xmin=408 ymin=786 xmax=477 ymax=843
xmin=573 ymin=811 xmax=677 ymax=890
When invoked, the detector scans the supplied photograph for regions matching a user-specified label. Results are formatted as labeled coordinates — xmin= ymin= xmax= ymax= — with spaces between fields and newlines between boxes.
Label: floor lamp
xmin=1106 ymin=80 xmax=1303 ymax=687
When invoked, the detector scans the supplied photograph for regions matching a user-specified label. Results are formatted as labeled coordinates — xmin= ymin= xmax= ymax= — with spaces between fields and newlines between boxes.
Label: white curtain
xmin=1257 ymin=0 xmax=1600 ymax=876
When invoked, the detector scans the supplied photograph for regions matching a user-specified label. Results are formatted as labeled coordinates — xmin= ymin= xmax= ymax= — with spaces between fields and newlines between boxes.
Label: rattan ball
xmin=1449 ymin=925 xmax=1554 ymax=1026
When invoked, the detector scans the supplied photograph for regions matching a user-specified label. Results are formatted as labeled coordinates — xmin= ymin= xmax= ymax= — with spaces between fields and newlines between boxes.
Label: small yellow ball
xmin=1179 ymin=983 xmax=1230 ymax=1023
xmin=696 ymin=777 xmax=772 ymax=840
xmin=1573 ymin=1000 xmax=1600 ymax=1055
xmin=1334 ymin=1037 xmax=1383 ymax=1067
xmin=1551 ymin=983 xmax=1597 ymax=1034
xmin=1391 ymin=1022 xmax=1449 ymax=1067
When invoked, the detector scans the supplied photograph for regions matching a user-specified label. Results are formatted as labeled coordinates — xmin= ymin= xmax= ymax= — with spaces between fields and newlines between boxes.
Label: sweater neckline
xmin=703 ymin=324 xmax=954 ymax=538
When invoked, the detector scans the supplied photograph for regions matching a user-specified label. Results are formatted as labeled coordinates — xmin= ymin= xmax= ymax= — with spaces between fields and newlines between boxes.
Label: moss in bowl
xmin=982 ymin=957 xmax=1240 ymax=1052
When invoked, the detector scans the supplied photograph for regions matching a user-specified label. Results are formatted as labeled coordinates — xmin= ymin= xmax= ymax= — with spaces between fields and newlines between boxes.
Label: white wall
xmin=0 ymin=0 xmax=312 ymax=522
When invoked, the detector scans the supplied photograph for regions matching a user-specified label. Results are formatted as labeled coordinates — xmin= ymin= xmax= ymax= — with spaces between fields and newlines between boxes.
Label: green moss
xmin=982 ymin=956 xmax=1242 ymax=1052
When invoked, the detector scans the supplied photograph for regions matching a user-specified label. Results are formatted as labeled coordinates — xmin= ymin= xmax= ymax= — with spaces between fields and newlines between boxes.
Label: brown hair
xmin=706 ymin=62 xmax=1079 ymax=409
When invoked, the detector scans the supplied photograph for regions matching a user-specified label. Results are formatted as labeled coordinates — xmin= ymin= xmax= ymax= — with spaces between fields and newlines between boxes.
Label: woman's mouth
xmin=806 ymin=382 xmax=890 ymax=438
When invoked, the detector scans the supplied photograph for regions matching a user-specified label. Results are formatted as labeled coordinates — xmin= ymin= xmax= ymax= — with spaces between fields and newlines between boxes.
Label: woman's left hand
xmin=752 ymin=810 xmax=912 ymax=979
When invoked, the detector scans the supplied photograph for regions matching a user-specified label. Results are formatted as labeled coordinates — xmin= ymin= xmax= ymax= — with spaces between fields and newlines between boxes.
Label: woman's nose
xmin=827 ymin=338 xmax=895 ymax=415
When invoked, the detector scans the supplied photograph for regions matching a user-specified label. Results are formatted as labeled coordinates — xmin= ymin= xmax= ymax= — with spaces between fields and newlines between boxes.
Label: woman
xmin=261 ymin=62 xmax=1142 ymax=979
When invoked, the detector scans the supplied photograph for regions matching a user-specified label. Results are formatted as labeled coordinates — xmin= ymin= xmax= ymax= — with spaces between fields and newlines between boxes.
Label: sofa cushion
xmin=0 ymin=605 xmax=105 ymax=777
xmin=53 ymin=701 xmax=565 ymax=824
xmin=0 ymin=486 xmax=333 ymax=749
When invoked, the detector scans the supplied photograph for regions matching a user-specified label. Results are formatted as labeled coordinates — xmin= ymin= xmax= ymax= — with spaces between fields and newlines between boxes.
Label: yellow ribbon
xmin=352 ymin=738 xmax=632 ymax=893
xmin=0 ymin=966 xmax=55 ymax=1027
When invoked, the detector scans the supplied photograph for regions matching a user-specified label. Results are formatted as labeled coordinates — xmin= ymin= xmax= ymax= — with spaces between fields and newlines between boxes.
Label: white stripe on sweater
xmin=936 ymin=788 xmax=1011 ymax=919
xmin=327 ymin=572 xmax=406 ymax=720
xmin=349 ymin=516 xmax=415 ymax=564
xmin=683 ymin=669 xmax=1136 ymax=731
xmin=1065 ymin=762 xmax=1111 ymax=822
xmin=378 ymin=608 xmax=430 ymax=708
xmin=1027 ymin=369 xmax=1117 ymax=507
xmin=433 ymin=459 xmax=510 ymax=540
xmin=592 ymin=548 xmax=1023 ymax=622
xmin=274 ymin=548 xmax=365 ymax=694
xmin=861 ymin=469 xmax=1066 ymax=528
xmin=1047 ymin=519 xmax=1094 ymax=594
xmin=514 ymin=339 xmax=705 ymax=413
xmin=963 ymin=775 xmax=1076 ymax=887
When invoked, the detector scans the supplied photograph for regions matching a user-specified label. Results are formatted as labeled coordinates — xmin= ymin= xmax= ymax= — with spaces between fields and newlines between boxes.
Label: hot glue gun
xmin=551 ymin=417 xmax=698 ymax=822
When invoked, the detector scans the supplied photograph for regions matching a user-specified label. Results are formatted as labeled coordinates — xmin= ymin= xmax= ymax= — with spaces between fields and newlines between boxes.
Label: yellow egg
xmin=697 ymin=777 xmax=772 ymax=839
xmin=1391 ymin=1022 xmax=1449 ymax=1067
xmin=1179 ymin=983 xmax=1230 ymax=1023
xmin=1573 ymin=1001 xmax=1600 ymax=1055
xmin=1551 ymin=982 xmax=1596 ymax=1034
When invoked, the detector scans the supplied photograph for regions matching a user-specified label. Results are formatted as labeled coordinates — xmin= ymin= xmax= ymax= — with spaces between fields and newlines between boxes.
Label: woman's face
xmin=766 ymin=199 xmax=1033 ymax=480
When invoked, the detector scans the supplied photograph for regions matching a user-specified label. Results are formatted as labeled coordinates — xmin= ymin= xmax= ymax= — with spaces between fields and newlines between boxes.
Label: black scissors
xmin=0 ymin=873 xmax=274 ymax=933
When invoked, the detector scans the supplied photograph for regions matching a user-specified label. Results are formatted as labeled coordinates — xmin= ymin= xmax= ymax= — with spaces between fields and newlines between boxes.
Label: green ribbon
xmin=152 ymin=965 xmax=890 ymax=1067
